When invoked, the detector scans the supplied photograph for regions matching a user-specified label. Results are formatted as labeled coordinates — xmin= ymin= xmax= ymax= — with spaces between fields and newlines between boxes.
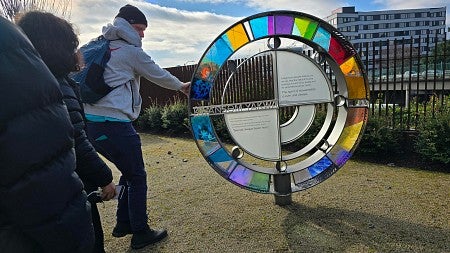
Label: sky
xmin=69 ymin=0 xmax=450 ymax=68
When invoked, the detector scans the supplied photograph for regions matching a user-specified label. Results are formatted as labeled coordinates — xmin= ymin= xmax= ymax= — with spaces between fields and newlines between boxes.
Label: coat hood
xmin=102 ymin=17 xmax=142 ymax=47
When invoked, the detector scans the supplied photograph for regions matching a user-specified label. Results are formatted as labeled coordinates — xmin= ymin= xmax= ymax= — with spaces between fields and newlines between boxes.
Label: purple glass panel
xmin=275 ymin=15 xmax=294 ymax=35
xmin=268 ymin=16 xmax=274 ymax=35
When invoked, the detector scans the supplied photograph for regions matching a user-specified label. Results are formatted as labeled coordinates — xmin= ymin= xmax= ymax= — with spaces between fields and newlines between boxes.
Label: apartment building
xmin=325 ymin=6 xmax=447 ymax=73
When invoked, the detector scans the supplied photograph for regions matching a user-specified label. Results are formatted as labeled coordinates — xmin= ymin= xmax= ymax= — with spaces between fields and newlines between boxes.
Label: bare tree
xmin=0 ymin=0 xmax=71 ymax=21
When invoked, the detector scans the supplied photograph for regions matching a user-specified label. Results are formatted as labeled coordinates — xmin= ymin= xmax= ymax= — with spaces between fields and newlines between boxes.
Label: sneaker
xmin=131 ymin=228 xmax=168 ymax=249
xmin=112 ymin=222 xmax=132 ymax=238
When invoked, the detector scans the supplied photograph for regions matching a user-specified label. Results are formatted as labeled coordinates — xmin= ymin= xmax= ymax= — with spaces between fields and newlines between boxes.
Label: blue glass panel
xmin=191 ymin=115 xmax=216 ymax=142
xmin=250 ymin=16 xmax=268 ymax=39
xmin=327 ymin=148 xmax=351 ymax=167
xmin=208 ymin=148 xmax=233 ymax=163
xmin=191 ymin=77 xmax=212 ymax=100
xmin=308 ymin=157 xmax=332 ymax=177
xmin=204 ymin=37 xmax=233 ymax=67
xmin=312 ymin=26 xmax=331 ymax=51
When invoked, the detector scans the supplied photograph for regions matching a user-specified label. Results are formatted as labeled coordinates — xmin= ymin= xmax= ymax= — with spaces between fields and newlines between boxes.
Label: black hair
xmin=17 ymin=11 xmax=79 ymax=78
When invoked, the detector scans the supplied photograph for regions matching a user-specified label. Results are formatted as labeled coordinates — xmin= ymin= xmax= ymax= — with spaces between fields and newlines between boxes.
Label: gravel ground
xmin=99 ymin=133 xmax=450 ymax=253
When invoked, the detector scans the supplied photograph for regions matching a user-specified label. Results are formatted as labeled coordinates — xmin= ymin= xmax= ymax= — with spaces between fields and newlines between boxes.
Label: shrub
xmin=161 ymin=98 xmax=189 ymax=134
xmin=136 ymin=104 xmax=163 ymax=132
xmin=355 ymin=113 xmax=403 ymax=157
xmin=414 ymin=96 xmax=450 ymax=165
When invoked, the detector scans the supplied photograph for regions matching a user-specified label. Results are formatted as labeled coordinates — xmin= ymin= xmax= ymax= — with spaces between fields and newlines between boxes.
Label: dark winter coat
xmin=0 ymin=17 xmax=94 ymax=252
xmin=58 ymin=77 xmax=113 ymax=192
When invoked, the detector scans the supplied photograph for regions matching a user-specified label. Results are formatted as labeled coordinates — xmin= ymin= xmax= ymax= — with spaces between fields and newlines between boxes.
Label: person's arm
xmin=133 ymin=48 xmax=184 ymax=90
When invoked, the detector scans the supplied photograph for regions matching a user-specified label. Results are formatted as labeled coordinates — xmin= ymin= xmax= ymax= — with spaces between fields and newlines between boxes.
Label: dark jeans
xmin=86 ymin=122 xmax=149 ymax=232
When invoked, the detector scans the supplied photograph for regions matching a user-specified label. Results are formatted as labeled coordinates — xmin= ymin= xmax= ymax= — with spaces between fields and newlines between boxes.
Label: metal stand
xmin=273 ymin=174 xmax=292 ymax=206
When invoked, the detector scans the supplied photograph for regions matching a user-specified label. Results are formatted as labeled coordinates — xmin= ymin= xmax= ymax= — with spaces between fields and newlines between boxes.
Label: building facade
xmin=325 ymin=6 xmax=447 ymax=75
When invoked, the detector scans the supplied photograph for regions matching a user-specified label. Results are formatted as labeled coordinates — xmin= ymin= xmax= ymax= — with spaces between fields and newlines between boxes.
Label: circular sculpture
xmin=188 ymin=11 xmax=369 ymax=195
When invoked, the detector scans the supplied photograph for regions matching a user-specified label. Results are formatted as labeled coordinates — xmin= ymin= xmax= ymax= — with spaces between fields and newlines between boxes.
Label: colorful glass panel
xmin=191 ymin=77 xmax=212 ymax=100
xmin=308 ymin=157 xmax=333 ymax=177
xmin=274 ymin=15 xmax=294 ymax=35
xmin=327 ymin=108 xmax=367 ymax=166
xmin=340 ymin=57 xmax=368 ymax=99
xmin=191 ymin=115 xmax=220 ymax=155
xmin=229 ymin=165 xmax=270 ymax=192
xmin=293 ymin=17 xmax=318 ymax=39
xmin=249 ymin=16 xmax=269 ymax=39
xmin=224 ymin=23 xmax=249 ymax=50
xmin=203 ymin=37 xmax=233 ymax=67
xmin=345 ymin=76 xmax=367 ymax=99
xmin=312 ymin=26 xmax=331 ymax=51
xmin=328 ymin=37 xmax=355 ymax=65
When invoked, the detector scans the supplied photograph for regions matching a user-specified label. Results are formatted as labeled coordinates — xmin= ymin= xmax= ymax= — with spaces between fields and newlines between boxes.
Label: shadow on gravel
xmin=282 ymin=203 xmax=449 ymax=253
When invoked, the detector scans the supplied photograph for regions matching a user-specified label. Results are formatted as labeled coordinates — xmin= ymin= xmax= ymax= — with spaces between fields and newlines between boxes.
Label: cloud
xmin=244 ymin=0 xmax=345 ymax=18
xmin=170 ymin=0 xmax=345 ymax=19
xmin=373 ymin=0 xmax=447 ymax=9
xmin=70 ymin=0 xmax=240 ymax=67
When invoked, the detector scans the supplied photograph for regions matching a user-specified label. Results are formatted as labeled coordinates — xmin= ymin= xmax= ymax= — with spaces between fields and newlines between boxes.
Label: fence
xmin=141 ymin=34 xmax=449 ymax=131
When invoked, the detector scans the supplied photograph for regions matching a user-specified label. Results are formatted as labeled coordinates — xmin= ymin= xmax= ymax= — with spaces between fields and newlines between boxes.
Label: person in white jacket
xmin=84 ymin=4 xmax=189 ymax=250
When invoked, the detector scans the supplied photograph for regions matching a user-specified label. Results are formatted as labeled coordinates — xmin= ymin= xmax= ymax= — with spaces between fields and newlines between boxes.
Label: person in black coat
xmin=0 ymin=16 xmax=95 ymax=252
xmin=17 ymin=12 xmax=116 ymax=253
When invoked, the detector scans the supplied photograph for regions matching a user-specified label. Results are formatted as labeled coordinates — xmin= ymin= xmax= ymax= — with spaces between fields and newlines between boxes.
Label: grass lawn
xmin=99 ymin=133 xmax=449 ymax=253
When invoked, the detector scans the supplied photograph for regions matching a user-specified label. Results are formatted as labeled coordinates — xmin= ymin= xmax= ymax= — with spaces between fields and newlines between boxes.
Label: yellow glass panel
xmin=226 ymin=23 xmax=249 ymax=50
xmin=340 ymin=57 xmax=361 ymax=76
xmin=345 ymin=76 xmax=367 ymax=99
xmin=336 ymin=121 xmax=363 ymax=151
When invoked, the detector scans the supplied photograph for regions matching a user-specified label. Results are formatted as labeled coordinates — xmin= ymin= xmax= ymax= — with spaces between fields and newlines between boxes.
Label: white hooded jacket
xmin=84 ymin=17 xmax=183 ymax=121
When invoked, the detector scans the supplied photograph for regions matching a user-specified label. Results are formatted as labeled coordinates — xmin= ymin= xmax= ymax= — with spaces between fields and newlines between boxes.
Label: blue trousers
xmin=86 ymin=122 xmax=149 ymax=232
